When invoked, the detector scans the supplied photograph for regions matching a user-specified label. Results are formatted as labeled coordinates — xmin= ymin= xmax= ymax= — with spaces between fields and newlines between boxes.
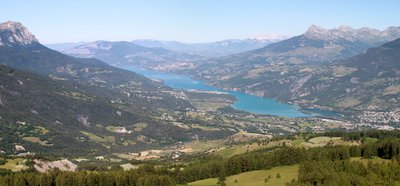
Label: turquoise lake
xmin=122 ymin=66 xmax=312 ymax=118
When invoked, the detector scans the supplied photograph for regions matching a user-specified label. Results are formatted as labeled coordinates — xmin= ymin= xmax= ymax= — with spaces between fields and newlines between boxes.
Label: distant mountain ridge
xmin=248 ymin=25 xmax=400 ymax=64
xmin=131 ymin=37 xmax=286 ymax=57
xmin=65 ymin=40 xmax=171 ymax=58
xmin=304 ymin=25 xmax=400 ymax=45
xmin=63 ymin=40 xmax=201 ymax=70
xmin=45 ymin=42 xmax=86 ymax=51
xmin=47 ymin=35 xmax=287 ymax=58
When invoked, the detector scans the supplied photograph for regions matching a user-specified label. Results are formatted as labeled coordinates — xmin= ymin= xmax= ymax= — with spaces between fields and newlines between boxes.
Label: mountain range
xmin=61 ymin=40 xmax=201 ymax=70
xmin=130 ymin=37 xmax=286 ymax=57
xmin=43 ymin=42 xmax=86 ymax=51
xmin=191 ymin=25 xmax=400 ymax=78
xmin=47 ymin=36 xmax=286 ymax=58
xmin=0 ymin=21 xmax=231 ymax=156
xmin=46 ymin=33 xmax=288 ymax=71
xmin=47 ymin=24 xmax=400 ymax=123
xmin=186 ymin=25 xmax=400 ymax=122
xmin=2 ymin=20 xmax=400 ymax=157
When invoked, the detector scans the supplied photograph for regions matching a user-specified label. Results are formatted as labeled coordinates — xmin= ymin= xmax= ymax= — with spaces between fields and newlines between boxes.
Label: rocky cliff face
xmin=0 ymin=21 xmax=39 ymax=47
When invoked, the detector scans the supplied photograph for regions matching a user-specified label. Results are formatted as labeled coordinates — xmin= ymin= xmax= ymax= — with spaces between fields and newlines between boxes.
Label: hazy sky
xmin=1 ymin=0 xmax=399 ymax=43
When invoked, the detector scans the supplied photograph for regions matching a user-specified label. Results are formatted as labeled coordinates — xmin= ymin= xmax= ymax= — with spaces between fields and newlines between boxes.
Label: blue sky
xmin=1 ymin=0 xmax=399 ymax=43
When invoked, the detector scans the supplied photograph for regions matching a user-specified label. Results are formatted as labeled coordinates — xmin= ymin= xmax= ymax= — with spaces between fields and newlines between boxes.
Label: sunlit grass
xmin=188 ymin=165 xmax=299 ymax=186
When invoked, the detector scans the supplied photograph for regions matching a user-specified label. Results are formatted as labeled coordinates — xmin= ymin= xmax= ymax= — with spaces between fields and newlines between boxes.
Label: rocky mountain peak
xmin=381 ymin=26 xmax=400 ymax=40
xmin=304 ymin=25 xmax=328 ymax=36
xmin=0 ymin=21 xmax=39 ymax=47
xmin=304 ymin=24 xmax=354 ymax=40
xmin=303 ymin=24 xmax=400 ymax=44
xmin=307 ymin=24 xmax=327 ymax=32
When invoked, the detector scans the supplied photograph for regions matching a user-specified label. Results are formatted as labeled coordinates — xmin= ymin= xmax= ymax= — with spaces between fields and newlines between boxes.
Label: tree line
xmin=0 ymin=164 xmax=175 ymax=186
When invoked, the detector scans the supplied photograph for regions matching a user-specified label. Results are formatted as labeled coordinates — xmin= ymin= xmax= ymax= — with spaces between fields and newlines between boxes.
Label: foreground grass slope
xmin=188 ymin=165 xmax=299 ymax=186
xmin=188 ymin=157 xmax=389 ymax=186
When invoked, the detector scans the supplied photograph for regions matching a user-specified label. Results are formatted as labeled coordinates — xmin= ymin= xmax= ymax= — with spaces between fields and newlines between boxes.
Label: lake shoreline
xmin=120 ymin=65 xmax=339 ymax=118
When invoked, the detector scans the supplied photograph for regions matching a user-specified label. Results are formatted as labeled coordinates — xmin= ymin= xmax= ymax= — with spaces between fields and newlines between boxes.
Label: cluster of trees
xmin=289 ymin=131 xmax=400 ymax=185
xmin=291 ymin=157 xmax=400 ymax=185
xmin=0 ymin=165 xmax=175 ymax=186
xmin=2 ymin=130 xmax=400 ymax=185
